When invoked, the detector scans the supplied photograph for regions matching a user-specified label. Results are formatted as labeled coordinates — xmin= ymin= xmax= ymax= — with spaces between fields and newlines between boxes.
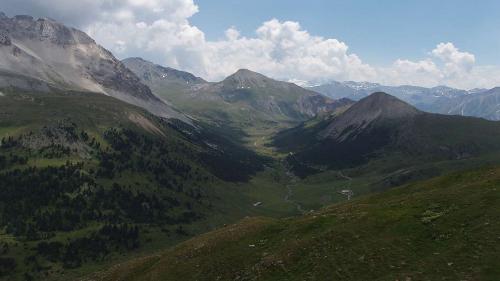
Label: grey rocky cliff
xmin=0 ymin=14 xmax=188 ymax=122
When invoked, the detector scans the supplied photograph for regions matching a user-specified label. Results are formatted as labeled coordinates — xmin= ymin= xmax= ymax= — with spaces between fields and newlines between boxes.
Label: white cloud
xmin=432 ymin=42 xmax=475 ymax=78
xmin=377 ymin=42 xmax=499 ymax=89
xmin=3 ymin=0 xmax=500 ymax=89
xmin=2 ymin=0 xmax=199 ymax=26
xmin=185 ymin=19 xmax=377 ymax=83
xmin=225 ymin=27 xmax=240 ymax=41
xmin=84 ymin=12 xmax=377 ymax=83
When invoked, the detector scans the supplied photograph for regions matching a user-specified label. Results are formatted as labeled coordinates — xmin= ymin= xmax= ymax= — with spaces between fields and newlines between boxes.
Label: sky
xmin=2 ymin=0 xmax=500 ymax=89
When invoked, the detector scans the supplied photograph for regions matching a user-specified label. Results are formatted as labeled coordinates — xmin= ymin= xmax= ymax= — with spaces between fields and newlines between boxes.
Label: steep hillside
xmin=0 ymin=14 xmax=186 ymax=121
xmin=94 ymin=165 xmax=500 ymax=281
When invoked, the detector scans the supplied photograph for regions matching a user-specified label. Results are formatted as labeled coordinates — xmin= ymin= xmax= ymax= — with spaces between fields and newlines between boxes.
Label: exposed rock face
xmin=2 ymin=16 xmax=94 ymax=45
xmin=0 ymin=70 xmax=52 ymax=92
xmin=321 ymin=92 xmax=421 ymax=141
xmin=0 ymin=14 xmax=188 ymax=122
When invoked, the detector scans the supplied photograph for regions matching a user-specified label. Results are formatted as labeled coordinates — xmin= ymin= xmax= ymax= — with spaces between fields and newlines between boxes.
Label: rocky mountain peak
xmin=0 ymin=14 xmax=94 ymax=45
xmin=0 ymin=13 xmax=188 ymax=122
xmin=321 ymin=92 xmax=421 ymax=140
xmin=354 ymin=92 xmax=420 ymax=118
xmin=232 ymin=68 xmax=262 ymax=77
xmin=223 ymin=69 xmax=273 ymax=88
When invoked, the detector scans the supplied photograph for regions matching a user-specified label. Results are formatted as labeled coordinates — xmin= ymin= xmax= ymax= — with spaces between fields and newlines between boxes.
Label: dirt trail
xmin=282 ymin=163 xmax=306 ymax=214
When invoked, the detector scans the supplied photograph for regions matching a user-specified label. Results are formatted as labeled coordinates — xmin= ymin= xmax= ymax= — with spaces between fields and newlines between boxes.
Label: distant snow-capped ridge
xmin=310 ymin=80 xmax=499 ymax=120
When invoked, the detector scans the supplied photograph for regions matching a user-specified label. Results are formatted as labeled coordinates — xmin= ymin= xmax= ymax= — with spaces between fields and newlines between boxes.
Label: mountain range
xmin=311 ymin=80 xmax=500 ymax=121
xmin=123 ymin=57 xmax=346 ymax=144
xmin=0 ymin=13 xmax=500 ymax=281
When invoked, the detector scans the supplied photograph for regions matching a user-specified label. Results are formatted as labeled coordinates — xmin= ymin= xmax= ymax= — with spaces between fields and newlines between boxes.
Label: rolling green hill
xmin=93 ymin=165 xmax=500 ymax=281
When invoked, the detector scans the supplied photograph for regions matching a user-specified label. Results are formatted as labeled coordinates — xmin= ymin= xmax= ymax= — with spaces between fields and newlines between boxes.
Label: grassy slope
xmin=0 ymin=91 xmax=197 ymax=280
xmin=0 ymin=90 xmax=147 ymax=133
xmin=95 ymin=165 xmax=500 ymax=281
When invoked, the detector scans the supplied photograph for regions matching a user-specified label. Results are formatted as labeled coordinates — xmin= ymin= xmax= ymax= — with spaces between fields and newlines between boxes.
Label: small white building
xmin=339 ymin=189 xmax=354 ymax=200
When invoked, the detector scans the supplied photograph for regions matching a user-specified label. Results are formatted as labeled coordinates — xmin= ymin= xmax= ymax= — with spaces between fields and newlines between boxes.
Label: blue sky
xmin=191 ymin=0 xmax=500 ymax=66
xmin=3 ymin=0 xmax=500 ymax=88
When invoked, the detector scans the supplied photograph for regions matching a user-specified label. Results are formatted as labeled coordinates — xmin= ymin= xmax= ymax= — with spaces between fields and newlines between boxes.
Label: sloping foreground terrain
xmin=92 ymin=165 xmax=500 ymax=281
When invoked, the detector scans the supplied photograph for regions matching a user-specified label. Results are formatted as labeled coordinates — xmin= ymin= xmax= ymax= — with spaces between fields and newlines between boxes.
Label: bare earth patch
xmin=128 ymin=113 xmax=166 ymax=137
